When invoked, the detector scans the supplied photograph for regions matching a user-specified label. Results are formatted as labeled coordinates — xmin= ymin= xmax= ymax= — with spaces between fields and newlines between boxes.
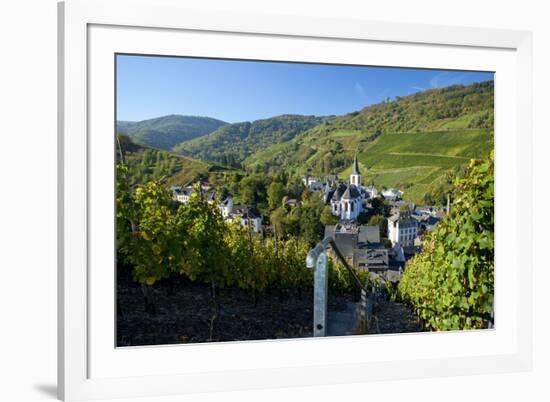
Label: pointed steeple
xmin=352 ymin=152 xmax=361 ymax=175
xmin=349 ymin=151 xmax=362 ymax=188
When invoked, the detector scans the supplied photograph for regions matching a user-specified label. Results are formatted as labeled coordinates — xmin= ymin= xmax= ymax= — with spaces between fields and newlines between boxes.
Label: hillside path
xmin=369 ymin=299 xmax=424 ymax=334
xmin=388 ymin=152 xmax=470 ymax=160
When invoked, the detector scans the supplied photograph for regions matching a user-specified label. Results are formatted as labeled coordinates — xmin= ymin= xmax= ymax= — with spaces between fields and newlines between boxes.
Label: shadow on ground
xmin=34 ymin=384 xmax=57 ymax=399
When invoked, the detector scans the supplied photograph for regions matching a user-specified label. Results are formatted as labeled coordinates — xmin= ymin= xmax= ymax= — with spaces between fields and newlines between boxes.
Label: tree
xmin=240 ymin=185 xmax=256 ymax=206
xmin=320 ymin=206 xmax=338 ymax=226
xmin=322 ymin=153 xmax=332 ymax=174
xmin=179 ymin=188 xmax=230 ymax=314
xmin=238 ymin=174 xmax=269 ymax=209
xmin=370 ymin=197 xmax=390 ymax=217
xmin=356 ymin=212 xmax=369 ymax=225
xmin=285 ymin=175 xmax=305 ymax=199
xmin=116 ymin=164 xmax=135 ymax=266
xmin=270 ymin=207 xmax=288 ymax=237
xmin=267 ymin=181 xmax=285 ymax=211
xmin=224 ymin=223 xmax=256 ymax=294
xmin=128 ymin=180 xmax=185 ymax=285
xmin=422 ymin=193 xmax=435 ymax=205
xmin=291 ymin=197 xmax=325 ymax=245
xmin=116 ymin=167 xmax=186 ymax=314
xmin=300 ymin=188 xmax=313 ymax=201
xmin=368 ymin=214 xmax=388 ymax=238
xmin=278 ymin=237 xmax=312 ymax=299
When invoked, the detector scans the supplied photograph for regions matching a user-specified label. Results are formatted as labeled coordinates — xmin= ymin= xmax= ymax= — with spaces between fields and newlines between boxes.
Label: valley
xmin=118 ymin=80 xmax=493 ymax=205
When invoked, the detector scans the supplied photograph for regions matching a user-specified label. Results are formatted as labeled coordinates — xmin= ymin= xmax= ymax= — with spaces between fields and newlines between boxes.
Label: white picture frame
xmin=58 ymin=0 xmax=533 ymax=400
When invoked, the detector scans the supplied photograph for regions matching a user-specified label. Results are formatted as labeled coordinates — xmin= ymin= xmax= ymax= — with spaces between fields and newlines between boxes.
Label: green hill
xmin=345 ymin=129 xmax=492 ymax=202
xmin=245 ymin=81 xmax=494 ymax=204
xmin=116 ymin=134 xmax=211 ymax=187
xmin=174 ymin=114 xmax=326 ymax=166
xmin=116 ymin=115 xmax=227 ymax=151
xmin=118 ymin=81 xmax=494 ymax=204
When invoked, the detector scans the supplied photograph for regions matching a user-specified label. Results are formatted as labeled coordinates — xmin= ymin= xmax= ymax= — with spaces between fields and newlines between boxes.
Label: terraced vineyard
xmin=341 ymin=128 xmax=493 ymax=202
xmin=244 ymin=82 xmax=494 ymax=204
xmin=118 ymin=81 xmax=494 ymax=205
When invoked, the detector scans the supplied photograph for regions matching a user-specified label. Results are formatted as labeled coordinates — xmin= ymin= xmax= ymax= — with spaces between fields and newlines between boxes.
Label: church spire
xmin=352 ymin=151 xmax=360 ymax=175
xmin=350 ymin=151 xmax=362 ymax=187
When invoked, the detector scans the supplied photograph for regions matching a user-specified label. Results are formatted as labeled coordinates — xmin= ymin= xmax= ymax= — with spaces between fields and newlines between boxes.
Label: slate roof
xmin=246 ymin=209 xmax=260 ymax=220
xmin=358 ymin=225 xmax=380 ymax=244
xmin=331 ymin=183 xmax=349 ymax=201
xmin=389 ymin=213 xmax=418 ymax=229
xmin=399 ymin=217 xmax=418 ymax=228
xmin=333 ymin=232 xmax=357 ymax=259
xmin=205 ymin=192 xmax=217 ymax=202
xmin=325 ymin=224 xmax=382 ymax=262
xmin=173 ymin=186 xmax=195 ymax=196
xmin=232 ymin=205 xmax=260 ymax=220
xmin=341 ymin=184 xmax=361 ymax=200
xmin=351 ymin=242 xmax=389 ymax=271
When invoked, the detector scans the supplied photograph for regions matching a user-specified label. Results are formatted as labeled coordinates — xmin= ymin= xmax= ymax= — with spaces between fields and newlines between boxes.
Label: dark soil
xmin=117 ymin=274 xmax=359 ymax=346
xmin=369 ymin=298 xmax=424 ymax=334
xmin=117 ymin=267 xmax=424 ymax=346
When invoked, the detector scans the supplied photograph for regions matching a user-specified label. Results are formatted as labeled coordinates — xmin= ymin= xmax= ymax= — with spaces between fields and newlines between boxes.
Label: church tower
xmin=350 ymin=152 xmax=362 ymax=187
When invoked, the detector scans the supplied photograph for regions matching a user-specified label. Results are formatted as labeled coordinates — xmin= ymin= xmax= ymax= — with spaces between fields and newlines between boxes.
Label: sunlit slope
xmin=343 ymin=129 xmax=493 ymax=202
xmin=244 ymin=81 xmax=494 ymax=203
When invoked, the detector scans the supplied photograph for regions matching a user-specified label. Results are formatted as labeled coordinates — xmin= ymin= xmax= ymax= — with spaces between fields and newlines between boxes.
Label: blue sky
xmin=116 ymin=55 xmax=494 ymax=123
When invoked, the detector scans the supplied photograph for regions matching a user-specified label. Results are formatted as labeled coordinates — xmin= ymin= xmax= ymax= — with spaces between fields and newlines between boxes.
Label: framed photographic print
xmin=58 ymin=0 xmax=533 ymax=400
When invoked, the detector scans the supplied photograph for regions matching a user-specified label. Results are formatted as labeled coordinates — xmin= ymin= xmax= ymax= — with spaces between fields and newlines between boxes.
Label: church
xmin=329 ymin=154 xmax=364 ymax=221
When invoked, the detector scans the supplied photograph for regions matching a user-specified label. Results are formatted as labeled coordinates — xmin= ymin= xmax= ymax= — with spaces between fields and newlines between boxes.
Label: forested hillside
xmin=116 ymin=134 xmax=211 ymax=187
xmin=117 ymin=81 xmax=494 ymax=204
xmin=245 ymin=81 xmax=494 ymax=203
xmin=117 ymin=115 xmax=227 ymax=151
xmin=174 ymin=114 xmax=326 ymax=166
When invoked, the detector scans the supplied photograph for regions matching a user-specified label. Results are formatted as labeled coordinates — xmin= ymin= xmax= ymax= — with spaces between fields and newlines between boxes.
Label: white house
xmin=329 ymin=154 xmax=363 ymax=221
xmin=302 ymin=176 xmax=320 ymax=187
xmin=172 ymin=186 xmax=195 ymax=203
xmin=302 ymin=176 xmax=334 ymax=197
xmin=364 ymin=185 xmax=378 ymax=198
xmin=229 ymin=206 xmax=263 ymax=233
xmin=219 ymin=196 xmax=234 ymax=218
xmin=388 ymin=213 xmax=418 ymax=248
xmin=381 ymin=188 xmax=404 ymax=201
xmin=172 ymin=186 xmax=234 ymax=220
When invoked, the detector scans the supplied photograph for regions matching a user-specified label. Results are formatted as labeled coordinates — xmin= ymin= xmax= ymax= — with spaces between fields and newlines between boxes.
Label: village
xmin=170 ymin=154 xmax=446 ymax=285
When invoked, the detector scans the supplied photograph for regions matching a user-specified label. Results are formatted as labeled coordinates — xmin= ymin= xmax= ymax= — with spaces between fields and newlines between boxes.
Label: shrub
xmin=398 ymin=152 xmax=494 ymax=330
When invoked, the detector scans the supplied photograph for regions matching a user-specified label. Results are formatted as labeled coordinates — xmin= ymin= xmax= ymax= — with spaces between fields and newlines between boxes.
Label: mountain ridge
xmin=174 ymin=114 xmax=328 ymax=166
xmin=116 ymin=114 xmax=228 ymax=151
xmin=244 ymin=80 xmax=494 ymax=203
xmin=117 ymin=80 xmax=494 ymax=204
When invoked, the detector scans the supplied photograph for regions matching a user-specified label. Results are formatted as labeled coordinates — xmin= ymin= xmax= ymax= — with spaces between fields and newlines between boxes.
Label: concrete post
xmin=312 ymin=251 xmax=328 ymax=337
xmin=307 ymin=237 xmax=332 ymax=337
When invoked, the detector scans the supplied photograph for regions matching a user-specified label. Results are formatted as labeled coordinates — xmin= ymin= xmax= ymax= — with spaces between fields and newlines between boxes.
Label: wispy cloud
xmin=354 ymin=82 xmax=366 ymax=98
xmin=409 ymin=86 xmax=426 ymax=91
xmin=429 ymin=72 xmax=466 ymax=88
